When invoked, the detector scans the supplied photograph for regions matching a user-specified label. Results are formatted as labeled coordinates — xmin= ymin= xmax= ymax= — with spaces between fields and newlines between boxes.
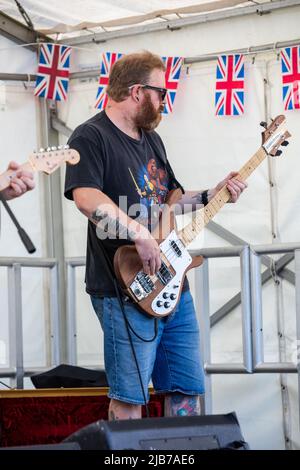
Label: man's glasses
xmin=129 ymin=84 xmax=167 ymax=101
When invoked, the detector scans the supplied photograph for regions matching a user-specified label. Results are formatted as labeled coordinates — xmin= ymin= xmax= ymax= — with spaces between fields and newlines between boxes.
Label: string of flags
xmin=34 ymin=43 xmax=72 ymax=101
xmin=94 ymin=52 xmax=123 ymax=110
xmin=281 ymin=46 xmax=300 ymax=111
xmin=215 ymin=54 xmax=244 ymax=116
xmin=34 ymin=43 xmax=300 ymax=115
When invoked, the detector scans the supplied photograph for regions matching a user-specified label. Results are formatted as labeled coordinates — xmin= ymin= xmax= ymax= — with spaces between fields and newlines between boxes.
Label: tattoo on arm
xmin=91 ymin=209 xmax=136 ymax=241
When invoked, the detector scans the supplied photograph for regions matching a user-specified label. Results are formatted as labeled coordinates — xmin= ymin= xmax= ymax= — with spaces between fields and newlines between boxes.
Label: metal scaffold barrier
xmin=1 ymin=242 xmax=299 ymax=439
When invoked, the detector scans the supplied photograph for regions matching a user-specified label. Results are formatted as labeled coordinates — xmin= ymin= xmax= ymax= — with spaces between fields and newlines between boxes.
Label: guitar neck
xmin=179 ymin=146 xmax=268 ymax=246
xmin=0 ymin=161 xmax=34 ymax=192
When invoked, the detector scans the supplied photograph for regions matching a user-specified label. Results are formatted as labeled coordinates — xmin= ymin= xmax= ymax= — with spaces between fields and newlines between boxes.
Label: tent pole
xmin=37 ymin=100 xmax=67 ymax=365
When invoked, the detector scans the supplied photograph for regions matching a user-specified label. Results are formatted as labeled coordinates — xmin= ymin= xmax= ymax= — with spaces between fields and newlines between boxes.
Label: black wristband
xmin=202 ymin=189 xmax=209 ymax=206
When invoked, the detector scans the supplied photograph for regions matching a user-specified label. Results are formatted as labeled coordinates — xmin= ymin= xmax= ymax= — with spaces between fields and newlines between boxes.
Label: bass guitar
xmin=114 ymin=115 xmax=291 ymax=317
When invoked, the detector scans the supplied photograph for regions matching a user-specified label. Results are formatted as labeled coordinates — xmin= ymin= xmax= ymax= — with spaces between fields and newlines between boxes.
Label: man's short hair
xmin=106 ymin=51 xmax=165 ymax=102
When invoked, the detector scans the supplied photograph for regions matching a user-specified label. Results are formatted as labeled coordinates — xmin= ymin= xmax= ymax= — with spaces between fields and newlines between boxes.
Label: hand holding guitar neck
xmin=0 ymin=145 xmax=80 ymax=194
xmin=0 ymin=161 xmax=35 ymax=201
xmin=0 ymin=145 xmax=80 ymax=253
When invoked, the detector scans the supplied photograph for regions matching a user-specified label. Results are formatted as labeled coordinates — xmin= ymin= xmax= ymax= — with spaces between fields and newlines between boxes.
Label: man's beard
xmin=134 ymin=93 xmax=164 ymax=131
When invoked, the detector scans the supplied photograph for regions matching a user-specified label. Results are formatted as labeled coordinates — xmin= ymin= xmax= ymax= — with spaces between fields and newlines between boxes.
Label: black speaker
xmin=30 ymin=364 xmax=108 ymax=388
xmin=0 ymin=442 xmax=81 ymax=450
xmin=63 ymin=412 xmax=249 ymax=450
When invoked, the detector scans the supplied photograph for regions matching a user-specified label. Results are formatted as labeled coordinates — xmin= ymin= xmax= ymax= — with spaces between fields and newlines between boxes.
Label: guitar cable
xmin=0 ymin=192 xmax=36 ymax=253
xmin=94 ymin=237 xmax=159 ymax=417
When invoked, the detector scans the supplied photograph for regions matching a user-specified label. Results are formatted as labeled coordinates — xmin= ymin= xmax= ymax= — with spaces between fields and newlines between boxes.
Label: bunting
xmin=95 ymin=52 xmax=123 ymax=110
xmin=281 ymin=46 xmax=300 ymax=110
xmin=161 ymin=56 xmax=183 ymax=114
xmin=215 ymin=54 xmax=244 ymax=116
xmin=34 ymin=44 xmax=72 ymax=101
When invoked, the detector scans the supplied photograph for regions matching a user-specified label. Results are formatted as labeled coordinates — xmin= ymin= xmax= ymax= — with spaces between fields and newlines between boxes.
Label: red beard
xmin=134 ymin=93 xmax=164 ymax=131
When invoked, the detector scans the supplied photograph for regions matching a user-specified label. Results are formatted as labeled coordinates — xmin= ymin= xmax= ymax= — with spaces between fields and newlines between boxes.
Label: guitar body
xmin=114 ymin=189 xmax=203 ymax=317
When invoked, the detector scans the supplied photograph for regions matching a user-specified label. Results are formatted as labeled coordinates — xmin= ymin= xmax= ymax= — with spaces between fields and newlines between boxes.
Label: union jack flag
xmin=34 ymin=44 xmax=72 ymax=101
xmin=161 ymin=56 xmax=183 ymax=114
xmin=215 ymin=54 xmax=244 ymax=116
xmin=95 ymin=52 xmax=123 ymax=110
xmin=281 ymin=46 xmax=300 ymax=110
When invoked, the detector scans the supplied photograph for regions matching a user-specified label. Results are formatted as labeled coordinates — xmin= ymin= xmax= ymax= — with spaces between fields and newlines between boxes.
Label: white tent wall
xmin=0 ymin=36 xmax=49 ymax=382
xmin=0 ymin=3 xmax=299 ymax=449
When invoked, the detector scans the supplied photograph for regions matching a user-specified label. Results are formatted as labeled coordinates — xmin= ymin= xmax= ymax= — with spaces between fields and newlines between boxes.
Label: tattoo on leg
xmin=164 ymin=393 xmax=201 ymax=417
xmin=109 ymin=410 xmax=118 ymax=421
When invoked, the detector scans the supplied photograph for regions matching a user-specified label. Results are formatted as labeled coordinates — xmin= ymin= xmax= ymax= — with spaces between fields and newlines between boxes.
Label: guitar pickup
xmin=136 ymin=273 xmax=154 ymax=294
xmin=170 ymin=240 xmax=182 ymax=257
xmin=157 ymin=261 xmax=173 ymax=285
xmin=129 ymin=273 xmax=155 ymax=301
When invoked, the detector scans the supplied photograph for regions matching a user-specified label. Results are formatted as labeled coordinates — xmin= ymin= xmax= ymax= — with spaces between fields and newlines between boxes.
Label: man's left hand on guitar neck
xmin=209 ymin=171 xmax=247 ymax=203
xmin=176 ymin=171 xmax=247 ymax=212
xmin=0 ymin=161 xmax=35 ymax=201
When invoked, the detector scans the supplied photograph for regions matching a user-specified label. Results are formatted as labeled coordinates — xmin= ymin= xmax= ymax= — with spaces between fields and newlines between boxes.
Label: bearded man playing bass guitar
xmin=64 ymin=51 xmax=247 ymax=421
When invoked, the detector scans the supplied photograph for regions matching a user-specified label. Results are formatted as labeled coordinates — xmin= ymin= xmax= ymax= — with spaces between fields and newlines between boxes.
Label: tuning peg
xmin=275 ymin=150 xmax=282 ymax=156
xmin=46 ymin=147 xmax=51 ymax=152
xmin=57 ymin=145 xmax=62 ymax=150
xmin=64 ymin=144 xmax=69 ymax=149
xmin=51 ymin=146 xmax=57 ymax=151
xmin=260 ymin=121 xmax=268 ymax=129
xmin=39 ymin=148 xmax=45 ymax=152
xmin=281 ymin=140 xmax=289 ymax=146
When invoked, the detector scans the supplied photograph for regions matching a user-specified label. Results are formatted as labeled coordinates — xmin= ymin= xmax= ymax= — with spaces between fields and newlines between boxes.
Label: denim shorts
xmin=90 ymin=290 xmax=205 ymax=405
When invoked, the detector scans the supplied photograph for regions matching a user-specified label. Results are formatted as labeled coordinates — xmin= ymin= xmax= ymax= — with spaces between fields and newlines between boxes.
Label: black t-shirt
xmin=64 ymin=111 xmax=187 ymax=297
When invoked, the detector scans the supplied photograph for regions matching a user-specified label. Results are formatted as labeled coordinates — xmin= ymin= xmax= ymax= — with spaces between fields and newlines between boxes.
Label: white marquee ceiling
xmin=0 ymin=0 xmax=273 ymax=39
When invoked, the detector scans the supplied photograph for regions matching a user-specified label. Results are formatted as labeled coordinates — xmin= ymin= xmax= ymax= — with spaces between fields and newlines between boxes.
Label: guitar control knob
xmin=156 ymin=300 xmax=163 ymax=307
xmin=134 ymin=288 xmax=141 ymax=296
xmin=162 ymin=292 xmax=169 ymax=299
xmin=164 ymin=302 xmax=170 ymax=309
xmin=170 ymin=293 xmax=177 ymax=300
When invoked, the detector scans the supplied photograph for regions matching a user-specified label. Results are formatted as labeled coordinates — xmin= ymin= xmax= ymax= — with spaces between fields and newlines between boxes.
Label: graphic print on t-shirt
xmin=128 ymin=157 xmax=168 ymax=229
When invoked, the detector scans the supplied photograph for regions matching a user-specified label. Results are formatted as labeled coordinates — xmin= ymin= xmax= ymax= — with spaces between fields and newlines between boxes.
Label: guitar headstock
xmin=28 ymin=145 xmax=80 ymax=174
xmin=261 ymin=115 xmax=291 ymax=157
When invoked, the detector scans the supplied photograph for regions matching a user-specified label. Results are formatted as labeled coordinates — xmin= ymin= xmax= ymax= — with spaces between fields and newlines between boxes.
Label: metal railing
xmin=191 ymin=243 xmax=300 ymax=422
xmin=66 ymin=257 xmax=86 ymax=365
xmin=1 ymin=243 xmax=299 ymax=427
xmin=0 ymin=257 xmax=60 ymax=388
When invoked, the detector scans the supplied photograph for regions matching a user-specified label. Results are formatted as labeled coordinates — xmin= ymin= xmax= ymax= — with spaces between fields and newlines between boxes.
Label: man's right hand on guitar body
xmin=134 ymin=226 xmax=161 ymax=276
